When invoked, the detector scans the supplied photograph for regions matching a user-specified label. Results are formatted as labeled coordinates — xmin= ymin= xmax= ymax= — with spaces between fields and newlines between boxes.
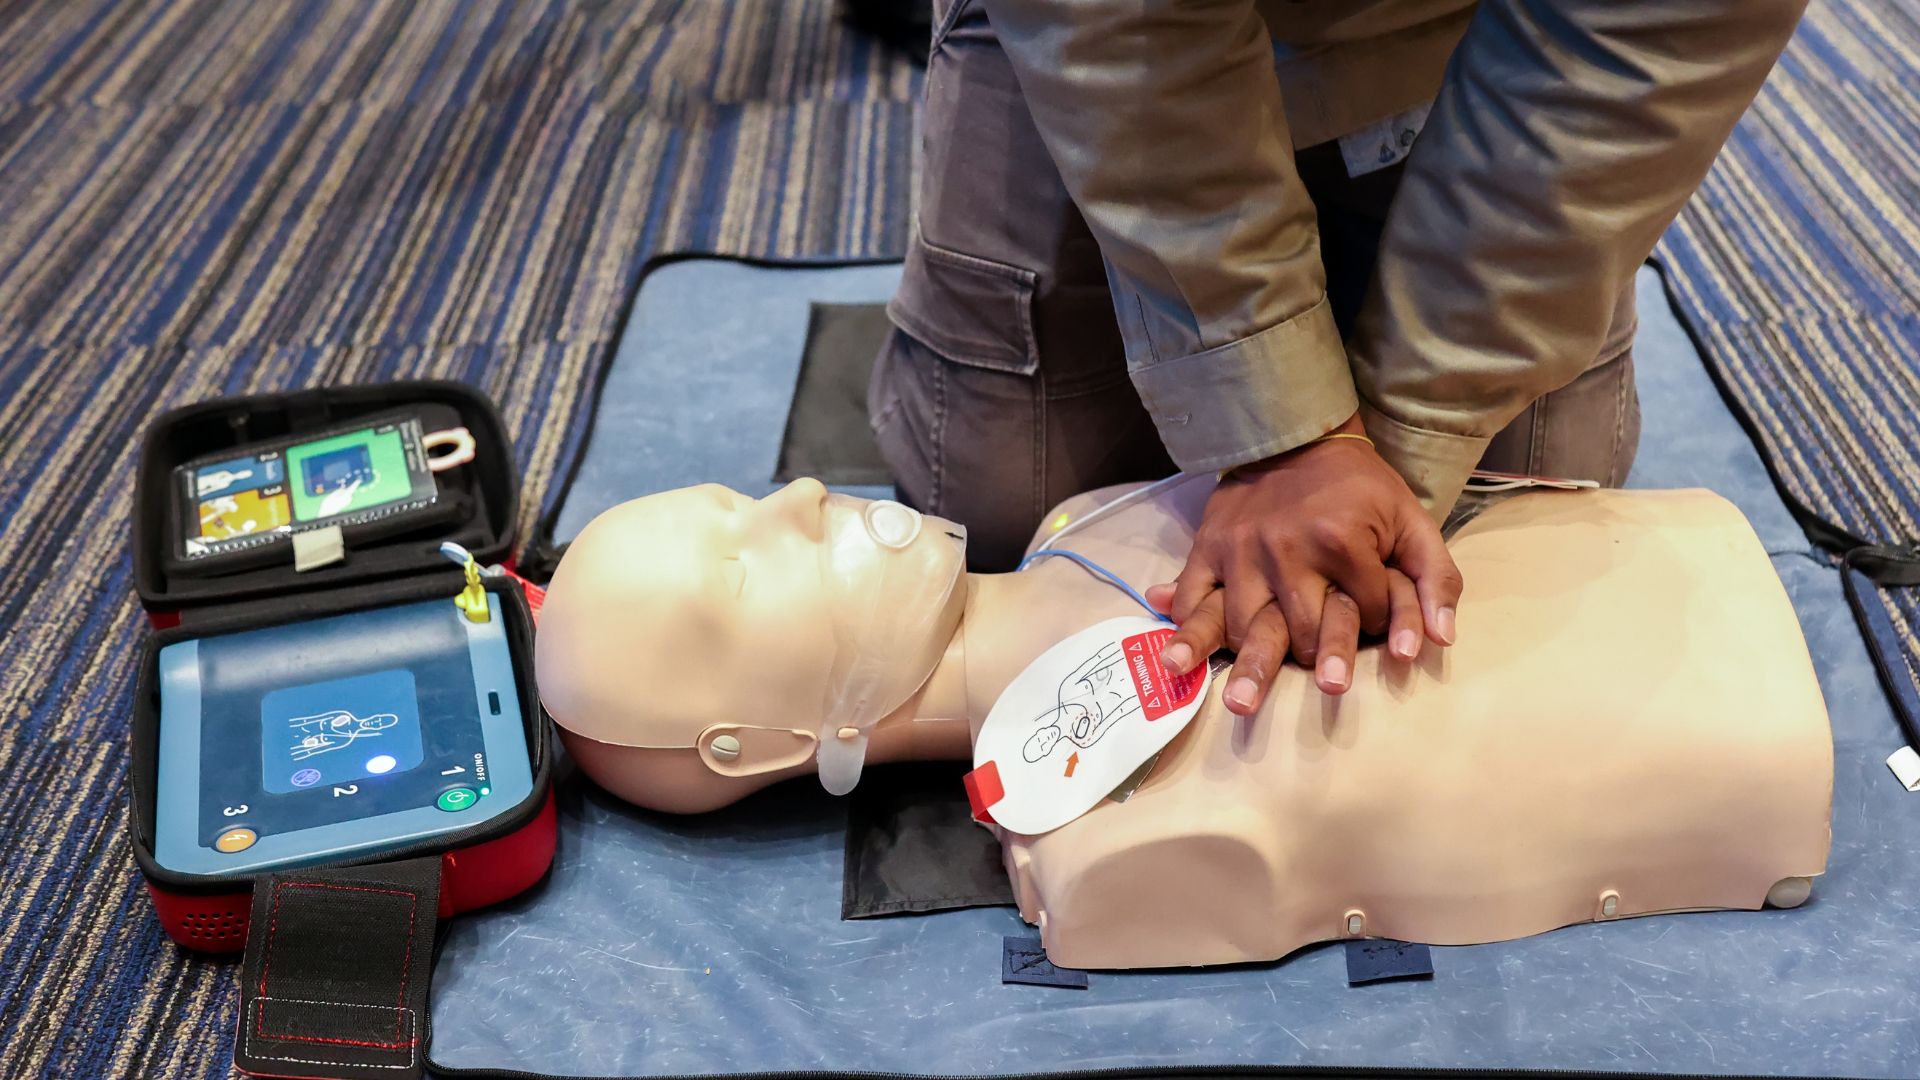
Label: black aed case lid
xmin=132 ymin=380 xmax=519 ymax=618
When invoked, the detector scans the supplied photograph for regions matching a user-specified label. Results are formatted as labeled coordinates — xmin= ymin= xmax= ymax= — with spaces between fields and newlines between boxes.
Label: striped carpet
xmin=1655 ymin=0 xmax=1920 ymax=739
xmin=3 ymin=0 xmax=1917 ymax=1077
xmin=0 ymin=2 xmax=917 ymax=1076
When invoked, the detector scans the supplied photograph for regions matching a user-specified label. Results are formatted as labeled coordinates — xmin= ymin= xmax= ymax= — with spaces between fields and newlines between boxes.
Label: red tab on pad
xmin=964 ymin=760 xmax=1005 ymax=824
xmin=1121 ymin=629 xmax=1204 ymax=721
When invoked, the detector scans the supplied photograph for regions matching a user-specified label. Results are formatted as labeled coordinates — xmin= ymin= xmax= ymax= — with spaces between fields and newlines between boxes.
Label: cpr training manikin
xmin=534 ymin=475 xmax=1833 ymax=970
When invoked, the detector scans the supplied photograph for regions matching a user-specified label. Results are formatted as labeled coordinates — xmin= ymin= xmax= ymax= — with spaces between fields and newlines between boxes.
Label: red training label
xmin=1122 ymin=629 xmax=1204 ymax=721
xmin=963 ymin=760 xmax=1005 ymax=823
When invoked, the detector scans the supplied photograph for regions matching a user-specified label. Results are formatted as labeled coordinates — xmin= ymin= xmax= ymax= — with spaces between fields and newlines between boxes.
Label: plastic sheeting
xmin=436 ymin=266 xmax=1920 ymax=1077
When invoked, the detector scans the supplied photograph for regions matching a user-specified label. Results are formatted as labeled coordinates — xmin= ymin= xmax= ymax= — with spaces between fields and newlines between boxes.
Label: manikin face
xmin=536 ymin=479 xmax=966 ymax=757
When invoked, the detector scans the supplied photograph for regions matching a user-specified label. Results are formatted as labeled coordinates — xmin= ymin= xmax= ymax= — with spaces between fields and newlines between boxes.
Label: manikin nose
xmin=758 ymin=478 xmax=828 ymax=535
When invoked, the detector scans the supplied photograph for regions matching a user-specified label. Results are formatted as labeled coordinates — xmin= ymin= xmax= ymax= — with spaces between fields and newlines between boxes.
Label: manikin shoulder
xmin=1022 ymin=474 xmax=1214 ymax=560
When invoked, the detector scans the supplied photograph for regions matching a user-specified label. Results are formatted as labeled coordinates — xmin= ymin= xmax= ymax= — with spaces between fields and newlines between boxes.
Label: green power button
xmin=436 ymin=787 xmax=478 ymax=812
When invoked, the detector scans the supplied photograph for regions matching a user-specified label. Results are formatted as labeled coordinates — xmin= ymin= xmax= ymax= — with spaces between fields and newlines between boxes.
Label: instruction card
xmin=969 ymin=616 xmax=1209 ymax=835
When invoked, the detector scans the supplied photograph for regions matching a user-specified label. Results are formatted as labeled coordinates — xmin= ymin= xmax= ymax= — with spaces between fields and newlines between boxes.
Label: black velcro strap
xmin=235 ymin=856 xmax=441 ymax=1080
xmin=1846 ymin=543 xmax=1920 ymax=587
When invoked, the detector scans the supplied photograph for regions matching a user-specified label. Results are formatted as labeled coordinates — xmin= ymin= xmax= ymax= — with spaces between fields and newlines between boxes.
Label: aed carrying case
xmin=127 ymin=381 xmax=555 ymax=1079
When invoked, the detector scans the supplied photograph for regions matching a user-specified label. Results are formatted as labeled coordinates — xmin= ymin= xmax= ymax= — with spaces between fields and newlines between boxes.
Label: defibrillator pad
xmin=967 ymin=616 xmax=1209 ymax=835
xmin=153 ymin=596 xmax=534 ymax=876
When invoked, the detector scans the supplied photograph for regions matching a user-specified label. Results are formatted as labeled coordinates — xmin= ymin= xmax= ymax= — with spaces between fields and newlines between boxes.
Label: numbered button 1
xmin=436 ymin=787 xmax=478 ymax=812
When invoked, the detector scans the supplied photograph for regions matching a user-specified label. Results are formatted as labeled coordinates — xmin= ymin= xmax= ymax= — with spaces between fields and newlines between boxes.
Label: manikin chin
xmin=536 ymin=476 xmax=1833 ymax=970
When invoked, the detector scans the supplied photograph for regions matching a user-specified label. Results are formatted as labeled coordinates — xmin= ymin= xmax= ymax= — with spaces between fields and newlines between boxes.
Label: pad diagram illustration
xmin=1022 ymin=642 xmax=1143 ymax=763
xmin=288 ymin=709 xmax=400 ymax=761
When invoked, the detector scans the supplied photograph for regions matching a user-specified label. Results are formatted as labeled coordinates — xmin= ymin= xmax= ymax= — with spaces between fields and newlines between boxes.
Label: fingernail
xmin=1319 ymin=656 xmax=1349 ymax=691
xmin=1162 ymin=643 xmax=1194 ymax=673
xmin=1225 ymin=677 xmax=1257 ymax=711
xmin=1392 ymin=629 xmax=1419 ymax=659
xmin=1436 ymin=606 xmax=1457 ymax=645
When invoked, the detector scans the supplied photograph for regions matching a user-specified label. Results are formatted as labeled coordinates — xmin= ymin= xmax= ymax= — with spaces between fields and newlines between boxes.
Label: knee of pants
xmin=868 ymin=326 xmax=1046 ymax=571
xmin=1478 ymin=348 xmax=1642 ymax=488
xmin=869 ymin=319 xmax=1172 ymax=573
xmin=872 ymin=219 xmax=1172 ymax=570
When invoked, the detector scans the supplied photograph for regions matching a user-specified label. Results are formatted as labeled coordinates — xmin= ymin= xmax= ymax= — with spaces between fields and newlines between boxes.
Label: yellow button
xmin=215 ymin=828 xmax=257 ymax=853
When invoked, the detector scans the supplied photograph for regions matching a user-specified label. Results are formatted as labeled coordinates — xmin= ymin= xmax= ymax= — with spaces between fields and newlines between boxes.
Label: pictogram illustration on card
xmin=967 ymin=616 xmax=1209 ymax=835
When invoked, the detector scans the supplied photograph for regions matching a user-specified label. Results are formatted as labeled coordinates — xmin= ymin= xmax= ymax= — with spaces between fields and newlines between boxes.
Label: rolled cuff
xmin=1130 ymin=295 xmax=1357 ymax=474
xmin=1359 ymin=399 xmax=1490 ymax=523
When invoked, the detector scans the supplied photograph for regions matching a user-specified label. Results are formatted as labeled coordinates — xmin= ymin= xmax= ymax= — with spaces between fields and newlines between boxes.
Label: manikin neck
xmin=863 ymin=560 xmax=1153 ymax=762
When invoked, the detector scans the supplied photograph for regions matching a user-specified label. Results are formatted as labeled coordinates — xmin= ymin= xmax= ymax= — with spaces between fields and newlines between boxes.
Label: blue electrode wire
xmin=1017 ymin=548 xmax=1173 ymax=624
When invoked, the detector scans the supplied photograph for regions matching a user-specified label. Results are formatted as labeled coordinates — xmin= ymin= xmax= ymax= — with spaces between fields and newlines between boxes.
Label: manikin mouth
xmin=862 ymin=499 xmax=923 ymax=550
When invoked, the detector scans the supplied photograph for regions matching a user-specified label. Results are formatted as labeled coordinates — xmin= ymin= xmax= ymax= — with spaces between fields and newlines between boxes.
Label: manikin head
xmin=1022 ymin=715 xmax=1068 ymax=762
xmin=536 ymin=480 xmax=968 ymax=812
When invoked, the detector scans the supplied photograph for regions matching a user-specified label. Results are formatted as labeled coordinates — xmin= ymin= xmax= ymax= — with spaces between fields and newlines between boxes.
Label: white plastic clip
xmin=423 ymin=426 xmax=477 ymax=472
xmin=1887 ymin=745 xmax=1920 ymax=792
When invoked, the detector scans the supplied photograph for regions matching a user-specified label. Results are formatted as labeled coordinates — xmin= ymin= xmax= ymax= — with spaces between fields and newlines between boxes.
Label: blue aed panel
xmin=152 ymin=595 xmax=534 ymax=876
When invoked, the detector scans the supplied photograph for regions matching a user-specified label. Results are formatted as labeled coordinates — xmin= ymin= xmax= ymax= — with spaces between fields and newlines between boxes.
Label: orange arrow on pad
xmin=1064 ymin=752 xmax=1079 ymax=778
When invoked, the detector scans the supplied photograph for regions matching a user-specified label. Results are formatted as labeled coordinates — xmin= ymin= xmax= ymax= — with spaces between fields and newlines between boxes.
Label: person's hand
xmin=1147 ymin=412 xmax=1462 ymax=714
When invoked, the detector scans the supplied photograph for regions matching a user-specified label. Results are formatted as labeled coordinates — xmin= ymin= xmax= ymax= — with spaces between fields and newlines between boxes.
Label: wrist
xmin=1221 ymin=412 xmax=1370 ymax=480
xmin=1329 ymin=411 xmax=1367 ymax=438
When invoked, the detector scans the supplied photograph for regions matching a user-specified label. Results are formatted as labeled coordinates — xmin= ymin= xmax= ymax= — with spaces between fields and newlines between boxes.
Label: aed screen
xmin=261 ymin=670 xmax=426 ymax=794
xmin=194 ymin=601 xmax=493 ymax=847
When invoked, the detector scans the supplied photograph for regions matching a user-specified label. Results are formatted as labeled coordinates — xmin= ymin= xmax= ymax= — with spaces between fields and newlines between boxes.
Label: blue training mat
xmin=432 ymin=267 xmax=1920 ymax=1078
xmin=551 ymin=259 xmax=902 ymax=544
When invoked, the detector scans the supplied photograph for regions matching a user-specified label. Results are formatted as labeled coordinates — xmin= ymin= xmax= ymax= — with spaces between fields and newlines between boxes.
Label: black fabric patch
xmin=842 ymin=762 xmax=1014 ymax=919
xmin=775 ymin=302 xmax=895 ymax=486
xmin=1001 ymin=937 xmax=1088 ymax=989
xmin=236 ymin=856 xmax=442 ymax=1079
xmin=1345 ymin=939 xmax=1435 ymax=986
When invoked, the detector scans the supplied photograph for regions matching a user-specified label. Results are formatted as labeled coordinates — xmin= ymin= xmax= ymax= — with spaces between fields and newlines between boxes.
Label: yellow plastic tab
xmin=455 ymin=558 xmax=490 ymax=623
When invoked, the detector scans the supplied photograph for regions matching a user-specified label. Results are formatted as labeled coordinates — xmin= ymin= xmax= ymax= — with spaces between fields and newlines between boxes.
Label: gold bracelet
xmin=1313 ymin=431 xmax=1375 ymax=448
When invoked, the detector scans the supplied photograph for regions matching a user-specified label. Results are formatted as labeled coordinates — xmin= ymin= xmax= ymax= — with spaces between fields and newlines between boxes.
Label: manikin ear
xmin=696 ymin=724 xmax=821 ymax=777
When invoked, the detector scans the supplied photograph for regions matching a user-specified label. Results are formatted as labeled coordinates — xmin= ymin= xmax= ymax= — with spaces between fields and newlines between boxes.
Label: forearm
xmin=981 ymin=0 xmax=1355 ymax=471
xmin=1352 ymin=0 xmax=1808 ymax=517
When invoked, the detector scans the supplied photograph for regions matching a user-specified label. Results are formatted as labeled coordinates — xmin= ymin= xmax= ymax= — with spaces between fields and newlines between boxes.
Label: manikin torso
xmin=536 ymin=477 xmax=1833 ymax=970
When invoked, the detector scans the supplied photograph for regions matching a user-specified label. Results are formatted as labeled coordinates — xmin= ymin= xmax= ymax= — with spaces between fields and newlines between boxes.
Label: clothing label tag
xmin=1338 ymin=101 xmax=1432 ymax=178
xmin=1887 ymin=745 xmax=1920 ymax=792
xmin=1001 ymin=937 xmax=1088 ymax=989
xmin=972 ymin=616 xmax=1209 ymax=835
xmin=1463 ymin=469 xmax=1603 ymax=494
xmin=291 ymin=524 xmax=345 ymax=571
xmin=1345 ymin=939 xmax=1435 ymax=986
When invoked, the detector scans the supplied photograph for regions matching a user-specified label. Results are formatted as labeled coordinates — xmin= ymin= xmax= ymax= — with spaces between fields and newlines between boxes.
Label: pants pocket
xmin=886 ymin=233 xmax=1040 ymax=376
